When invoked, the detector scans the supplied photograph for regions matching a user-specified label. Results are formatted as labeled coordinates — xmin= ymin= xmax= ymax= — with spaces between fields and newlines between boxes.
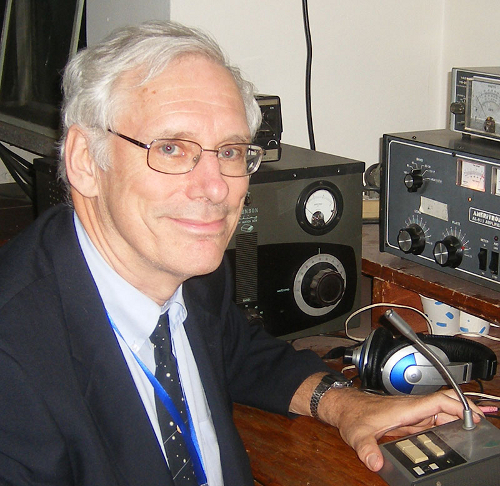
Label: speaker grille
xmin=235 ymin=232 xmax=258 ymax=304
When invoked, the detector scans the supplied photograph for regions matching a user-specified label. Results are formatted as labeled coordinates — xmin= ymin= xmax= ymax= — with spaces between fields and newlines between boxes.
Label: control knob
xmin=304 ymin=266 xmax=345 ymax=307
xmin=433 ymin=235 xmax=463 ymax=268
xmin=450 ymin=101 xmax=465 ymax=115
xmin=397 ymin=224 xmax=426 ymax=255
xmin=404 ymin=169 xmax=424 ymax=192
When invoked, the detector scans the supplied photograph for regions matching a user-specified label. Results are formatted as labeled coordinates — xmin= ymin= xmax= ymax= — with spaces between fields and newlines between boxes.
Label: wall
xmin=2 ymin=1 xmax=498 ymax=182
xmin=86 ymin=0 xmax=170 ymax=45
xmin=170 ymin=0 xmax=500 ymax=169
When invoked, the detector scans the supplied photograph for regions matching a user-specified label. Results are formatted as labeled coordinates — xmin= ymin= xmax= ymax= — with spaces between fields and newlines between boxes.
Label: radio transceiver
xmin=381 ymin=129 xmax=500 ymax=291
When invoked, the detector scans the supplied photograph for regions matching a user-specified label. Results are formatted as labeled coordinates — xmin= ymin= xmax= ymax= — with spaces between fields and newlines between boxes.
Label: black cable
xmin=0 ymin=143 xmax=34 ymax=200
xmin=0 ymin=144 xmax=34 ymax=186
xmin=485 ymin=413 xmax=500 ymax=420
xmin=321 ymin=346 xmax=347 ymax=360
xmin=302 ymin=0 xmax=315 ymax=150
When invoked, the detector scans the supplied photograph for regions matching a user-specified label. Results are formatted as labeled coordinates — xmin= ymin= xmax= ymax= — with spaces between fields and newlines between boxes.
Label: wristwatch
xmin=310 ymin=373 xmax=353 ymax=419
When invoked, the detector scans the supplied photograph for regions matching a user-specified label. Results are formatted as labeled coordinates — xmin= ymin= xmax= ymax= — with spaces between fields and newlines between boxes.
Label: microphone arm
xmin=384 ymin=309 xmax=475 ymax=430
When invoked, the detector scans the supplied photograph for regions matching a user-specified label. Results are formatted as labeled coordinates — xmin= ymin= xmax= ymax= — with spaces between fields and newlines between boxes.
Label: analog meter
xmin=457 ymin=158 xmax=486 ymax=192
xmin=492 ymin=167 xmax=500 ymax=197
xmin=296 ymin=181 xmax=343 ymax=235
xmin=465 ymin=77 xmax=500 ymax=138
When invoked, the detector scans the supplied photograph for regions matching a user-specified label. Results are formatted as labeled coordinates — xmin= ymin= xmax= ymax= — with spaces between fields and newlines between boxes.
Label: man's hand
xmin=290 ymin=373 xmax=486 ymax=472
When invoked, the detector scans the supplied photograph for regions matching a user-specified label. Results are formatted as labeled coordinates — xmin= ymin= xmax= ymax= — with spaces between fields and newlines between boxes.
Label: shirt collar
xmin=73 ymin=212 xmax=186 ymax=350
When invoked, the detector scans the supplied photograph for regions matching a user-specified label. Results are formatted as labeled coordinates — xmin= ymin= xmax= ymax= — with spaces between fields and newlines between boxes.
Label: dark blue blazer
xmin=0 ymin=205 xmax=329 ymax=485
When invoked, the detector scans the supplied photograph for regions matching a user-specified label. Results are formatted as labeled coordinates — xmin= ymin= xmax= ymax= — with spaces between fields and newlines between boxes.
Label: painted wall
xmin=170 ymin=1 xmax=500 ymax=169
xmin=2 ymin=1 xmax=497 ymax=182
xmin=86 ymin=0 xmax=170 ymax=45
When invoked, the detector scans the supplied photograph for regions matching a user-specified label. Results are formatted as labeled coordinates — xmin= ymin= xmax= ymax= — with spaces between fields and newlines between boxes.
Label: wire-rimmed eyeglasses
xmin=108 ymin=130 xmax=264 ymax=177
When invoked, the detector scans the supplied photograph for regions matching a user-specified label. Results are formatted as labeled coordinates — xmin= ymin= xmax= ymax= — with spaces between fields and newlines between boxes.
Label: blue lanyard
xmin=108 ymin=314 xmax=208 ymax=486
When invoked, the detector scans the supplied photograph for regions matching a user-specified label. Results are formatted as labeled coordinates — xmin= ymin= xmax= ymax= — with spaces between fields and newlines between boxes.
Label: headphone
xmin=343 ymin=327 xmax=497 ymax=395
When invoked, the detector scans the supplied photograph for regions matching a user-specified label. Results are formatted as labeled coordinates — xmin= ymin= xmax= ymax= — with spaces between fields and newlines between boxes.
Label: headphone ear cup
xmin=362 ymin=327 xmax=395 ymax=390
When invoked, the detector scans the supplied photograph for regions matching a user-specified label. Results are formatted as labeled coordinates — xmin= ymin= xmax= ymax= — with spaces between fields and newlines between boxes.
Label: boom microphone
xmin=384 ymin=309 xmax=475 ymax=430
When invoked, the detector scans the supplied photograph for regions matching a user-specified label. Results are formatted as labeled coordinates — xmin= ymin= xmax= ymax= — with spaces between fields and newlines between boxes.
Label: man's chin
xmin=179 ymin=246 xmax=226 ymax=277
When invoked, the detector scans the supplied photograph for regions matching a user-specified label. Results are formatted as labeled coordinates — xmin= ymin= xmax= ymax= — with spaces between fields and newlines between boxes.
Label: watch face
xmin=322 ymin=374 xmax=338 ymax=385
xmin=332 ymin=380 xmax=353 ymax=388
xmin=322 ymin=374 xmax=352 ymax=387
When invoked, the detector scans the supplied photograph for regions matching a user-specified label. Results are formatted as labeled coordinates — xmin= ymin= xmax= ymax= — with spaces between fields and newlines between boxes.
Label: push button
xmin=417 ymin=434 xmax=445 ymax=457
xmin=396 ymin=439 xmax=428 ymax=463
xmin=478 ymin=248 xmax=487 ymax=271
xmin=489 ymin=251 xmax=499 ymax=275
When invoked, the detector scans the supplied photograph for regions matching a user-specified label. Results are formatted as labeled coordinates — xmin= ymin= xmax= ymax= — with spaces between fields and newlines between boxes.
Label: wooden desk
xmin=234 ymin=403 xmax=380 ymax=486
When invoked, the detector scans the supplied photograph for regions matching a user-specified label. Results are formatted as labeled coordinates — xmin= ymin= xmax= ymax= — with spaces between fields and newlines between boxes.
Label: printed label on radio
xmin=469 ymin=207 xmax=500 ymax=230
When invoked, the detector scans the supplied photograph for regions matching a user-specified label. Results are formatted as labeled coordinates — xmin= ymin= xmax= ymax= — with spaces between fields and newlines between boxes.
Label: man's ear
xmin=64 ymin=125 xmax=100 ymax=198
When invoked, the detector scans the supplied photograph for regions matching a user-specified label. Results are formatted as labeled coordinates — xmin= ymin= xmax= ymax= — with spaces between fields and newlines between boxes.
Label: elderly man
xmin=0 ymin=21 xmax=480 ymax=485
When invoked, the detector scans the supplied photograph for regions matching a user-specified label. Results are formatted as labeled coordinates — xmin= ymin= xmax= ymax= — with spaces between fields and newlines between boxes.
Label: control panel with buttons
xmin=381 ymin=129 xmax=500 ymax=291
xmin=379 ymin=417 xmax=500 ymax=486
xmin=385 ymin=431 xmax=465 ymax=480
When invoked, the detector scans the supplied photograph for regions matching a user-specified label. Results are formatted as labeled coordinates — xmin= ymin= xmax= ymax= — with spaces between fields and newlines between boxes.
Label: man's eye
xmin=219 ymin=146 xmax=242 ymax=159
xmin=158 ymin=142 xmax=182 ymax=156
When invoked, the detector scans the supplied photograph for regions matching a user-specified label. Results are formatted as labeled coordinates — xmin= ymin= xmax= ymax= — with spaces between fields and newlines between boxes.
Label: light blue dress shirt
xmin=74 ymin=213 xmax=223 ymax=485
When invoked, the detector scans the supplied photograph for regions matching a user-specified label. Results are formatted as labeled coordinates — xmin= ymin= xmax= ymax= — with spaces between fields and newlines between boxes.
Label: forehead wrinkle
xmin=146 ymin=98 xmax=250 ymax=140
xmin=116 ymin=57 xmax=249 ymax=142
xmin=140 ymin=92 xmax=244 ymax=112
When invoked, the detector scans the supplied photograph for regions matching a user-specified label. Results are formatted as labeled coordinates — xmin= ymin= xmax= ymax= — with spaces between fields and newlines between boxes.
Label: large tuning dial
xmin=307 ymin=267 xmax=345 ymax=307
xmin=293 ymin=254 xmax=346 ymax=316
xmin=433 ymin=235 xmax=463 ymax=268
xmin=397 ymin=224 xmax=426 ymax=255
xmin=404 ymin=169 xmax=424 ymax=192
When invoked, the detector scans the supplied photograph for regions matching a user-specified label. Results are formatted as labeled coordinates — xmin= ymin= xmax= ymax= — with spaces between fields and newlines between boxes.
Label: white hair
xmin=58 ymin=20 xmax=262 ymax=192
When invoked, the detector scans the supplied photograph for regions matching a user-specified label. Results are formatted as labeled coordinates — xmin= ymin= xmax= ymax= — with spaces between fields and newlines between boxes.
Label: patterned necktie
xmin=150 ymin=313 xmax=197 ymax=484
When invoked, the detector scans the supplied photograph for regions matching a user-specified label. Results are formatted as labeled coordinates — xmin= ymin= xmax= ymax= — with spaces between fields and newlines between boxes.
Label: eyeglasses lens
xmin=147 ymin=139 xmax=262 ymax=176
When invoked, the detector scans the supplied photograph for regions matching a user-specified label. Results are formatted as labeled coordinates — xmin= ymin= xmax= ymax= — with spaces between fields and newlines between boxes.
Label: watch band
xmin=310 ymin=373 xmax=353 ymax=419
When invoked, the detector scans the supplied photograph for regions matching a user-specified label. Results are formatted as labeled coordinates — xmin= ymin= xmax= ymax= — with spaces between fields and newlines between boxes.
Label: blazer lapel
xmin=183 ymin=272 xmax=255 ymax=486
xmin=49 ymin=208 xmax=172 ymax=486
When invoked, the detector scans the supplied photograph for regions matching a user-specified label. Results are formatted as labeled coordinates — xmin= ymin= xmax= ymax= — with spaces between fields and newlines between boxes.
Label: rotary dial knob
xmin=450 ymin=101 xmax=465 ymax=115
xmin=397 ymin=224 xmax=426 ymax=255
xmin=293 ymin=254 xmax=346 ymax=317
xmin=433 ymin=235 xmax=463 ymax=268
xmin=404 ymin=169 xmax=424 ymax=192
xmin=307 ymin=267 xmax=345 ymax=307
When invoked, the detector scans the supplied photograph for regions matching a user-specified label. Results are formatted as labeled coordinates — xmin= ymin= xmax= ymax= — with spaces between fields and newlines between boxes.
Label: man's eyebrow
xmin=222 ymin=134 xmax=252 ymax=144
xmin=155 ymin=131 xmax=252 ymax=144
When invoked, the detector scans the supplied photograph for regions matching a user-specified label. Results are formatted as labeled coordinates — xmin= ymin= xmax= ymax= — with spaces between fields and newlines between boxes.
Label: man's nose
xmin=187 ymin=150 xmax=229 ymax=203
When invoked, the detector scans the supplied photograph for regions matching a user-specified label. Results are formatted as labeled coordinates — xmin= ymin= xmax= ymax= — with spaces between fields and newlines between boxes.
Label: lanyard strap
xmin=108 ymin=314 xmax=208 ymax=486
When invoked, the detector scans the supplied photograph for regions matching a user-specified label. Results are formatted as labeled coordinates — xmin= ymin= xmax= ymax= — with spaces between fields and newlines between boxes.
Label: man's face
xmin=83 ymin=55 xmax=251 ymax=299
